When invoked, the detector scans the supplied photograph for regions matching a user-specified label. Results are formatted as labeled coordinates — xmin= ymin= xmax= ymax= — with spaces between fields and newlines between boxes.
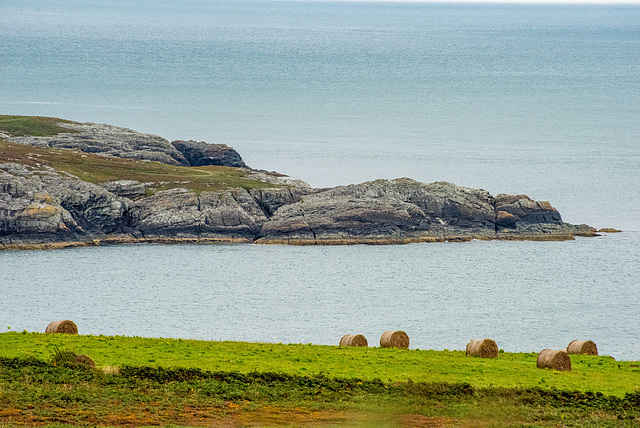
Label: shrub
xmin=50 ymin=346 xmax=95 ymax=369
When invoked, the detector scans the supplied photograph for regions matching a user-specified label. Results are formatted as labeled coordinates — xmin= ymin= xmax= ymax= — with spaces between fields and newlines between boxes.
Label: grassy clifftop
xmin=0 ymin=135 xmax=272 ymax=194
xmin=0 ymin=114 xmax=80 ymax=137
xmin=0 ymin=114 xmax=273 ymax=193
xmin=0 ymin=140 xmax=271 ymax=193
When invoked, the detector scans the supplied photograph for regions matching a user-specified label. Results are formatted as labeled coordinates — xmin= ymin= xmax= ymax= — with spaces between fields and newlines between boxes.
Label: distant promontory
xmin=0 ymin=115 xmax=597 ymax=250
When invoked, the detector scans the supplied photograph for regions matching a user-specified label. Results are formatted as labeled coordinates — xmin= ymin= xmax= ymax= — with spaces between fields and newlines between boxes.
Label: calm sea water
xmin=1 ymin=1 xmax=638 ymax=358
xmin=1 ymin=233 xmax=639 ymax=360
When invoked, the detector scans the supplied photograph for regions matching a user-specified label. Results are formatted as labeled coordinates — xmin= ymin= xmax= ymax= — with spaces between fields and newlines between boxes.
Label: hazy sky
xmin=332 ymin=0 xmax=639 ymax=3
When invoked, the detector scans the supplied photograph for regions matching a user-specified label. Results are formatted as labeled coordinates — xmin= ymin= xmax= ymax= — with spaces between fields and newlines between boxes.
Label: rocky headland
xmin=0 ymin=116 xmax=597 ymax=250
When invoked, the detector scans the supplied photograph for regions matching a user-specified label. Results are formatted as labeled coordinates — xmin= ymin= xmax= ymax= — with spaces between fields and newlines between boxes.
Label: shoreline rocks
xmin=0 ymin=167 xmax=598 ymax=250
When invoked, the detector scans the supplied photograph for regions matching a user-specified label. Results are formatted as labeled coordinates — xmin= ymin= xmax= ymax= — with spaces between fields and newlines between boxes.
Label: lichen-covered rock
xmin=1 ymin=167 xmax=80 ymax=241
xmin=0 ymin=162 xmax=129 ymax=246
xmin=8 ymin=122 xmax=251 ymax=169
xmin=127 ymin=188 xmax=267 ymax=241
xmin=258 ymin=179 xmax=498 ymax=243
xmin=256 ymin=179 xmax=595 ymax=244
xmin=494 ymin=194 xmax=594 ymax=238
xmin=1 ymin=162 xmax=597 ymax=249
xmin=100 ymin=180 xmax=146 ymax=199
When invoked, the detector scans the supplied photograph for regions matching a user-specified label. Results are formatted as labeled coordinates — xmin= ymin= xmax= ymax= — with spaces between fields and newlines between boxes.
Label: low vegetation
xmin=0 ymin=140 xmax=272 ymax=193
xmin=0 ymin=115 xmax=80 ymax=137
xmin=0 ymin=114 xmax=273 ymax=193
xmin=0 ymin=332 xmax=638 ymax=427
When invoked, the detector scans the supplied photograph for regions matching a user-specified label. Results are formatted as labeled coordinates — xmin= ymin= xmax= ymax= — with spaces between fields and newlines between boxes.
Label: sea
xmin=0 ymin=0 xmax=638 ymax=360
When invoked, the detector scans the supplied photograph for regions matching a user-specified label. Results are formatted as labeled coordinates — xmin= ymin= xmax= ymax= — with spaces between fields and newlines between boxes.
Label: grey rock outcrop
xmin=0 ymin=158 xmax=595 ymax=250
xmin=9 ymin=122 xmax=188 ymax=166
xmin=8 ymin=122 xmax=247 ymax=168
xmin=0 ymin=163 xmax=128 ymax=247
xmin=121 ymin=175 xmax=314 ymax=241
xmin=172 ymin=140 xmax=247 ymax=168
xmin=257 ymin=179 xmax=592 ymax=244
xmin=129 ymin=188 xmax=265 ymax=241
xmin=99 ymin=180 xmax=147 ymax=199
xmin=495 ymin=194 xmax=561 ymax=231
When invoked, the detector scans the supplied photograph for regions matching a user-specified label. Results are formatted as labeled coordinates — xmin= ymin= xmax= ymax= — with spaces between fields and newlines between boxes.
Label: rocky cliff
xmin=0 ymin=117 xmax=597 ymax=250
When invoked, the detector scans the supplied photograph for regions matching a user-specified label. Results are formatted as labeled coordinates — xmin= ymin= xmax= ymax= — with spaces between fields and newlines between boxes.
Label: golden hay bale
xmin=466 ymin=339 xmax=499 ymax=358
xmin=537 ymin=349 xmax=572 ymax=371
xmin=566 ymin=340 xmax=598 ymax=356
xmin=339 ymin=334 xmax=368 ymax=347
xmin=380 ymin=331 xmax=409 ymax=349
xmin=45 ymin=320 xmax=78 ymax=334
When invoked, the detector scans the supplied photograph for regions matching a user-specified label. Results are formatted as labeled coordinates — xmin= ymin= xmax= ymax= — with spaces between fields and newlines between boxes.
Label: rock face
xmin=256 ymin=179 xmax=593 ymax=244
xmin=9 ymin=122 xmax=246 ymax=168
xmin=99 ymin=180 xmax=147 ymax=199
xmin=494 ymin=194 xmax=567 ymax=237
xmin=0 ymin=163 xmax=595 ymax=250
xmin=172 ymin=140 xmax=247 ymax=168
xmin=0 ymin=163 xmax=128 ymax=247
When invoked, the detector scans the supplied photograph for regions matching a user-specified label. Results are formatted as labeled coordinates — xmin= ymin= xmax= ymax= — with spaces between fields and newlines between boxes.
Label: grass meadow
xmin=0 ymin=332 xmax=638 ymax=427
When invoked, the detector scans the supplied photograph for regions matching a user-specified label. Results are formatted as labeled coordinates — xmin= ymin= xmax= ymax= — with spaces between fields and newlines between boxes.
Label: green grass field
xmin=1 ymin=332 xmax=638 ymax=396
xmin=0 ymin=333 xmax=638 ymax=427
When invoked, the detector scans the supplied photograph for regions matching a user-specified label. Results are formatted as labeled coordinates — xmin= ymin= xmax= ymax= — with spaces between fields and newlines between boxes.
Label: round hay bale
xmin=380 ymin=331 xmax=409 ymax=349
xmin=566 ymin=340 xmax=598 ymax=356
xmin=466 ymin=339 xmax=499 ymax=358
xmin=537 ymin=349 xmax=572 ymax=371
xmin=45 ymin=320 xmax=78 ymax=335
xmin=339 ymin=334 xmax=368 ymax=347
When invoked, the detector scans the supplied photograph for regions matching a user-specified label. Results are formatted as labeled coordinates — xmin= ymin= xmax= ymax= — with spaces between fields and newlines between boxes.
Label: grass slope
xmin=1 ymin=333 xmax=638 ymax=397
xmin=0 ymin=114 xmax=272 ymax=192
xmin=0 ymin=115 xmax=79 ymax=137
xmin=0 ymin=140 xmax=272 ymax=192
xmin=3 ymin=356 xmax=639 ymax=428
xmin=1 ymin=333 xmax=639 ymax=427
